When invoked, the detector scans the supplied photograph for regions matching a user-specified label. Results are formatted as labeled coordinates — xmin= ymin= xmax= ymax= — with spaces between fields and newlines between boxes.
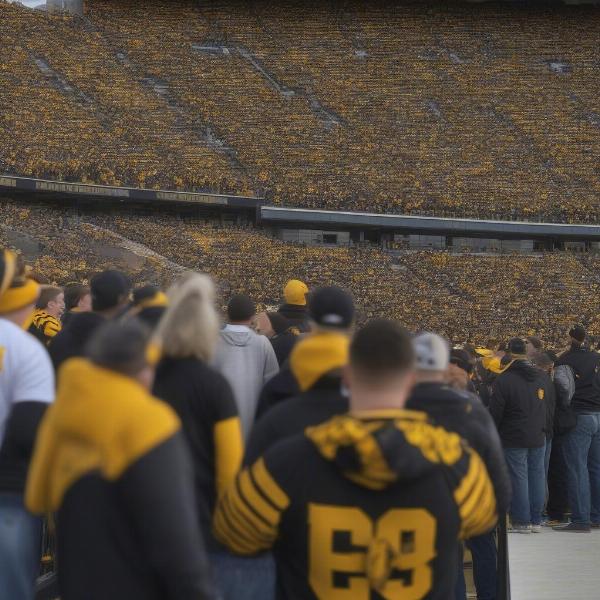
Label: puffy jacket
xmin=553 ymin=364 xmax=577 ymax=434
xmin=407 ymin=382 xmax=511 ymax=514
xmin=556 ymin=344 xmax=600 ymax=413
xmin=489 ymin=360 xmax=551 ymax=448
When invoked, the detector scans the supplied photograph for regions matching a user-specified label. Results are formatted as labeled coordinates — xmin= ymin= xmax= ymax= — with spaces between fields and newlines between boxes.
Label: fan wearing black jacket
xmin=49 ymin=270 xmax=131 ymax=372
xmin=554 ymin=325 xmax=600 ymax=532
xmin=407 ymin=333 xmax=511 ymax=600
xmin=489 ymin=338 xmax=552 ymax=533
xmin=26 ymin=321 xmax=216 ymax=599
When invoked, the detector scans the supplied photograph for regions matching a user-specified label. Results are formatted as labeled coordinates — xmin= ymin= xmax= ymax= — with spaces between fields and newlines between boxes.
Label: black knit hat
xmin=569 ymin=325 xmax=586 ymax=344
xmin=227 ymin=294 xmax=256 ymax=322
xmin=91 ymin=270 xmax=132 ymax=312
xmin=507 ymin=337 xmax=527 ymax=358
xmin=308 ymin=286 xmax=355 ymax=330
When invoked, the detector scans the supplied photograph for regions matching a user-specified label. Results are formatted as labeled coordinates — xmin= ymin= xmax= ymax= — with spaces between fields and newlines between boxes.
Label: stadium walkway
xmin=508 ymin=529 xmax=600 ymax=599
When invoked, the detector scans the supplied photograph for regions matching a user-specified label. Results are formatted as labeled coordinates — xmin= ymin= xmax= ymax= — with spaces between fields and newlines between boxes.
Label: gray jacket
xmin=554 ymin=363 xmax=575 ymax=407
xmin=213 ymin=326 xmax=279 ymax=439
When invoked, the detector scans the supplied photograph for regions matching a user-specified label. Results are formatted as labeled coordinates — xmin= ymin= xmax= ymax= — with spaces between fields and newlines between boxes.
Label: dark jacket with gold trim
xmin=214 ymin=410 xmax=497 ymax=600
xmin=489 ymin=359 xmax=551 ymax=448
xmin=26 ymin=359 xmax=215 ymax=600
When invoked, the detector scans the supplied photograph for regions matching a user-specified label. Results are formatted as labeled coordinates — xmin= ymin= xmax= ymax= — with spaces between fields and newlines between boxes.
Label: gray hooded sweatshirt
xmin=213 ymin=325 xmax=279 ymax=439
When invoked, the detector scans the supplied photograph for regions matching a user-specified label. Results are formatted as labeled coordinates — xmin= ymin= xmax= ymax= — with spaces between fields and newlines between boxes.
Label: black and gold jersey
xmin=214 ymin=409 xmax=497 ymax=600
xmin=29 ymin=309 xmax=61 ymax=345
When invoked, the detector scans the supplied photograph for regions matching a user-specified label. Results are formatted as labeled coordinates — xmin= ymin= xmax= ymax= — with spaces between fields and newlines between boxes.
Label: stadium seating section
xmin=2 ymin=197 xmax=600 ymax=347
xmin=1 ymin=0 xmax=599 ymax=222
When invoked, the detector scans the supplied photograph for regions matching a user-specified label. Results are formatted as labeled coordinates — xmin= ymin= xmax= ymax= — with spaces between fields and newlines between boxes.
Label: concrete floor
xmin=508 ymin=528 xmax=600 ymax=599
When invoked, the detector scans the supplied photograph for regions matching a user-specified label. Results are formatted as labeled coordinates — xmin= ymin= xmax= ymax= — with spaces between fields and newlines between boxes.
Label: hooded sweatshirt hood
xmin=26 ymin=358 xmax=179 ymax=514
xmin=306 ymin=410 xmax=463 ymax=490
xmin=504 ymin=358 xmax=539 ymax=382
xmin=220 ymin=326 xmax=253 ymax=347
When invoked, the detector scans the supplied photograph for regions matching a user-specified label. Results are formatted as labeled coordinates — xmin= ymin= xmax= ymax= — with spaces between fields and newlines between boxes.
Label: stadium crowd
xmin=3 ymin=197 xmax=600 ymax=347
xmin=1 ymin=1 xmax=600 ymax=222
xmin=0 ymin=248 xmax=599 ymax=600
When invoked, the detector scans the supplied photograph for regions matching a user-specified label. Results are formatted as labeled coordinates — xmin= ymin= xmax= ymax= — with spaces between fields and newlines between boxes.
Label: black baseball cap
xmin=308 ymin=286 xmax=355 ymax=330
xmin=91 ymin=270 xmax=132 ymax=312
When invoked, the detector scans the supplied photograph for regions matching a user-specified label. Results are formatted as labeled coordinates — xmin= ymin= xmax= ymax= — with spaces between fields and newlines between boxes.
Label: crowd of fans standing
xmin=0 ymin=248 xmax=599 ymax=600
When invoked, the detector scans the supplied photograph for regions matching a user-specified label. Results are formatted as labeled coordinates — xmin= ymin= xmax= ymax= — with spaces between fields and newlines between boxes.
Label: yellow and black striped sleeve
xmin=41 ymin=317 xmax=61 ymax=338
xmin=453 ymin=447 xmax=498 ymax=539
xmin=213 ymin=457 xmax=290 ymax=555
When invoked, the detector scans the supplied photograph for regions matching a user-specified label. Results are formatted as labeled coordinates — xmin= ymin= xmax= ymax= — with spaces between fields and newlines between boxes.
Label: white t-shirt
xmin=0 ymin=318 xmax=55 ymax=447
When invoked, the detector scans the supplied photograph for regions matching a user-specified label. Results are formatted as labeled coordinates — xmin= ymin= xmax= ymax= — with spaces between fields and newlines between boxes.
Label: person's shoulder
xmin=262 ymin=431 xmax=316 ymax=474
xmin=0 ymin=319 xmax=48 ymax=356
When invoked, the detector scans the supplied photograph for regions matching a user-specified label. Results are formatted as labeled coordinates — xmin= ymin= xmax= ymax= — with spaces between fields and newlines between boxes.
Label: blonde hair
xmin=154 ymin=272 xmax=220 ymax=362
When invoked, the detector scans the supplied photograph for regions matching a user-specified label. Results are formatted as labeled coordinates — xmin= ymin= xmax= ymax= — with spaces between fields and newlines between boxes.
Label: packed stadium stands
xmin=1 ymin=0 xmax=600 ymax=222
xmin=2 ymin=197 xmax=600 ymax=347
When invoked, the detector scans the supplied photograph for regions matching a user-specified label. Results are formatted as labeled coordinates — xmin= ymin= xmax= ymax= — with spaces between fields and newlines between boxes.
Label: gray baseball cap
xmin=413 ymin=332 xmax=450 ymax=372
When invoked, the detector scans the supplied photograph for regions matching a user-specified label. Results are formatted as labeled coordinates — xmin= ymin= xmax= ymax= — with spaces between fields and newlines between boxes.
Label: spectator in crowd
xmin=263 ymin=312 xmax=299 ymax=366
xmin=526 ymin=336 xmax=543 ymax=359
xmin=489 ymin=338 xmax=552 ymax=533
xmin=152 ymin=273 xmax=243 ymax=555
xmin=49 ymin=269 xmax=131 ymax=371
xmin=0 ymin=250 xmax=54 ymax=600
xmin=449 ymin=347 xmax=477 ymax=394
xmin=62 ymin=282 xmax=91 ymax=328
xmin=29 ymin=285 xmax=64 ymax=345
xmin=407 ymin=333 xmax=511 ymax=600
xmin=214 ymin=319 xmax=498 ymax=599
xmin=213 ymin=294 xmax=278 ymax=439
xmin=245 ymin=287 xmax=355 ymax=464
xmin=545 ymin=351 xmax=576 ymax=526
xmin=532 ymin=353 xmax=557 ymax=491
xmin=26 ymin=320 xmax=216 ymax=599
xmin=255 ymin=285 xmax=354 ymax=419
xmin=277 ymin=279 xmax=310 ymax=332
xmin=554 ymin=326 xmax=600 ymax=532
xmin=130 ymin=284 xmax=168 ymax=330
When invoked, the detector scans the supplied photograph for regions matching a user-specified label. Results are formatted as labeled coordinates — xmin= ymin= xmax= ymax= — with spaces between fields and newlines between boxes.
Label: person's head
xmin=526 ymin=336 xmax=543 ymax=358
xmin=345 ymin=319 xmax=415 ymax=412
xmin=0 ymin=250 xmax=40 ymax=328
xmin=154 ymin=273 xmax=219 ymax=362
xmin=36 ymin=285 xmax=65 ymax=318
xmin=569 ymin=325 xmax=586 ymax=347
xmin=64 ymin=282 xmax=92 ymax=313
xmin=283 ymin=279 xmax=308 ymax=307
xmin=86 ymin=320 xmax=156 ymax=390
xmin=533 ymin=351 xmax=554 ymax=375
xmin=90 ymin=270 xmax=132 ymax=317
xmin=413 ymin=332 xmax=450 ymax=384
xmin=507 ymin=337 xmax=528 ymax=360
xmin=227 ymin=294 xmax=255 ymax=325
xmin=308 ymin=286 xmax=355 ymax=333
xmin=450 ymin=348 xmax=474 ymax=376
xmin=132 ymin=285 xmax=168 ymax=310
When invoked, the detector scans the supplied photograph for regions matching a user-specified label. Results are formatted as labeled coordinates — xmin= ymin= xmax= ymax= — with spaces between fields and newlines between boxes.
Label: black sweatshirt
xmin=556 ymin=344 xmax=600 ymax=413
xmin=153 ymin=356 xmax=243 ymax=550
xmin=407 ymin=382 xmax=511 ymax=514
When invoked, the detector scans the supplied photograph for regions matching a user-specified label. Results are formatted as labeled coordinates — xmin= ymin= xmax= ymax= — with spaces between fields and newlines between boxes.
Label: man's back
xmin=557 ymin=345 xmax=600 ymax=413
xmin=489 ymin=360 xmax=550 ymax=448
xmin=213 ymin=326 xmax=278 ymax=437
xmin=214 ymin=411 xmax=497 ymax=600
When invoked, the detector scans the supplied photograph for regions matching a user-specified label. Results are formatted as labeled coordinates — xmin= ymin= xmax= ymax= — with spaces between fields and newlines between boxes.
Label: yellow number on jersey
xmin=309 ymin=504 xmax=436 ymax=599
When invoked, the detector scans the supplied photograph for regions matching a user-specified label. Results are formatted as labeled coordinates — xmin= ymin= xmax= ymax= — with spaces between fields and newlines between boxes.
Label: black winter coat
xmin=407 ymin=382 xmax=511 ymax=514
xmin=245 ymin=375 xmax=346 ymax=465
xmin=489 ymin=360 xmax=551 ymax=448
xmin=48 ymin=312 xmax=106 ymax=372
xmin=277 ymin=304 xmax=310 ymax=332
xmin=556 ymin=344 xmax=600 ymax=413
